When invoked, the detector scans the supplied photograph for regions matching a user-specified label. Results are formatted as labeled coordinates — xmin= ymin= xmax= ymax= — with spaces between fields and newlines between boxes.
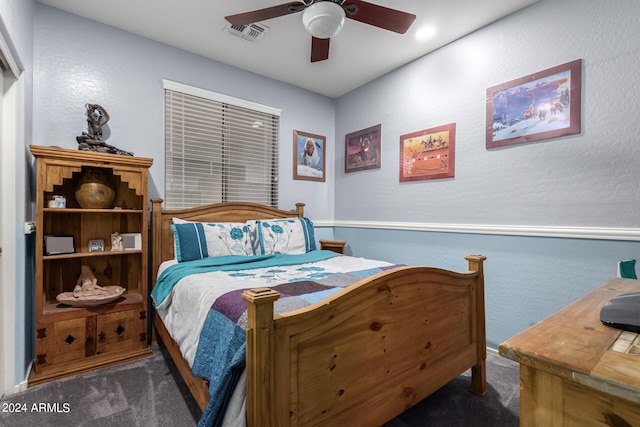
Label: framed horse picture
xmin=486 ymin=59 xmax=582 ymax=149
xmin=400 ymin=123 xmax=455 ymax=182
xmin=345 ymin=124 xmax=381 ymax=173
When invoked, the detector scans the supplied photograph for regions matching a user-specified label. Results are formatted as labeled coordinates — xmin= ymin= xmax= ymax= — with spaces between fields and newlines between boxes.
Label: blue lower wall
xmin=333 ymin=226 xmax=639 ymax=349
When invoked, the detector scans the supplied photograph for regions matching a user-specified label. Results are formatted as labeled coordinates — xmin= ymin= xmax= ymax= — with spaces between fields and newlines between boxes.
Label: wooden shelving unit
xmin=29 ymin=145 xmax=153 ymax=386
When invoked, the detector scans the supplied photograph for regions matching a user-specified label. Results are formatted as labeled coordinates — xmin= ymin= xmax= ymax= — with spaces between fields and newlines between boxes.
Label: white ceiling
xmin=37 ymin=0 xmax=538 ymax=98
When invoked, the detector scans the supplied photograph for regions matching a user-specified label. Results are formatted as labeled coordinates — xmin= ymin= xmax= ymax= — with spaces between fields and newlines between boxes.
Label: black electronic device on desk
xmin=600 ymin=291 xmax=640 ymax=333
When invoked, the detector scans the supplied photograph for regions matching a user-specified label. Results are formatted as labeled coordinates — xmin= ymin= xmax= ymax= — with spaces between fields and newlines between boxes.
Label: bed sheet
xmin=153 ymin=251 xmax=396 ymax=427
xmin=154 ymin=252 xmax=394 ymax=368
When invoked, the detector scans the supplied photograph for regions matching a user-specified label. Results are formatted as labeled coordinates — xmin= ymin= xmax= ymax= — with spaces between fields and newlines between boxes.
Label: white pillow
xmin=248 ymin=217 xmax=317 ymax=255
xmin=172 ymin=218 xmax=254 ymax=259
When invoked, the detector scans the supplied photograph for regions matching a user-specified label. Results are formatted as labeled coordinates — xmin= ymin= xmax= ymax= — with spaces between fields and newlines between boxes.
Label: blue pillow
xmin=171 ymin=222 xmax=209 ymax=262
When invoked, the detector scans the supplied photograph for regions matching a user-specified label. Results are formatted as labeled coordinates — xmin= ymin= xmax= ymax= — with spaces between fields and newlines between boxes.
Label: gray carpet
xmin=0 ymin=345 xmax=519 ymax=426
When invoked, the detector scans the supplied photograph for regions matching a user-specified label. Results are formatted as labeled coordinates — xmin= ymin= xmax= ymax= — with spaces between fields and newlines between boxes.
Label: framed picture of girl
xmin=294 ymin=130 xmax=326 ymax=182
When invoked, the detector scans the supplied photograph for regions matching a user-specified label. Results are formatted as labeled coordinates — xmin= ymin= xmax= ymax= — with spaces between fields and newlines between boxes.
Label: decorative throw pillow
xmin=171 ymin=222 xmax=208 ymax=262
xmin=201 ymin=222 xmax=253 ymax=257
xmin=172 ymin=218 xmax=254 ymax=260
xmin=249 ymin=217 xmax=317 ymax=255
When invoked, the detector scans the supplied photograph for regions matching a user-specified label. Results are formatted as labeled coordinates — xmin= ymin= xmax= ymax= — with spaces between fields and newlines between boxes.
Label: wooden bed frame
xmin=150 ymin=199 xmax=487 ymax=426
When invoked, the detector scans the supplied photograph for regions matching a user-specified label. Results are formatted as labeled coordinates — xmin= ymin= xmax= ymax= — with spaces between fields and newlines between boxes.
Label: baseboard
xmin=15 ymin=360 xmax=32 ymax=393
xmin=14 ymin=379 xmax=28 ymax=393
xmin=486 ymin=347 xmax=500 ymax=356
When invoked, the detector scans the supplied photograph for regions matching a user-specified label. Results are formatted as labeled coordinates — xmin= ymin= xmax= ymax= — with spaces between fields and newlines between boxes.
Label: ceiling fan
xmin=225 ymin=0 xmax=416 ymax=63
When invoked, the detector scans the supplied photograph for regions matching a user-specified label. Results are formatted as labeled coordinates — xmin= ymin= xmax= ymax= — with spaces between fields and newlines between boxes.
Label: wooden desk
xmin=499 ymin=278 xmax=640 ymax=426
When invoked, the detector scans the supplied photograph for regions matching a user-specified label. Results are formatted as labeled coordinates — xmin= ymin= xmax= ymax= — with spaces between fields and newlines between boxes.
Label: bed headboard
xmin=150 ymin=199 xmax=305 ymax=283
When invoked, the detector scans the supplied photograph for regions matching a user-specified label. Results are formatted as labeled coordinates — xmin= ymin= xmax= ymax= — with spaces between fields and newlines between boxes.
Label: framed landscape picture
xmin=486 ymin=59 xmax=582 ymax=149
xmin=293 ymin=130 xmax=326 ymax=182
xmin=345 ymin=124 xmax=381 ymax=173
xmin=399 ymin=123 xmax=455 ymax=182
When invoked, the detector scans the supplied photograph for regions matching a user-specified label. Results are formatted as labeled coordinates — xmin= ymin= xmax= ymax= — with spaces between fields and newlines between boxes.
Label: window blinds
xmin=164 ymin=82 xmax=280 ymax=209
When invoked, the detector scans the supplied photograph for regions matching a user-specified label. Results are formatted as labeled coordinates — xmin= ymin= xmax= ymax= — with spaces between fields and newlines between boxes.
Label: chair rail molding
xmin=316 ymin=220 xmax=640 ymax=241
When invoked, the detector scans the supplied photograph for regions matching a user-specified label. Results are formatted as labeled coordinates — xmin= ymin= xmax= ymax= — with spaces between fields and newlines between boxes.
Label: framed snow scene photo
xmin=294 ymin=130 xmax=326 ymax=182
xmin=486 ymin=59 xmax=582 ymax=149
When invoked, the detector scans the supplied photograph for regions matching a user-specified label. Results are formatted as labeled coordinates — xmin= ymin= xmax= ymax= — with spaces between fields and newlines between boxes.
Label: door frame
xmin=0 ymin=27 xmax=22 ymax=397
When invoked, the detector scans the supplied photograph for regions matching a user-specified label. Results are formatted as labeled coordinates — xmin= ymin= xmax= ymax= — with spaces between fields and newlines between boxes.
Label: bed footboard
xmin=242 ymin=255 xmax=487 ymax=427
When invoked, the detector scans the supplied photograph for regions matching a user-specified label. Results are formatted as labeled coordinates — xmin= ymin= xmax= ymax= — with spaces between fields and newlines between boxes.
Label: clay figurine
xmin=73 ymin=264 xmax=108 ymax=297
xmin=56 ymin=264 xmax=125 ymax=307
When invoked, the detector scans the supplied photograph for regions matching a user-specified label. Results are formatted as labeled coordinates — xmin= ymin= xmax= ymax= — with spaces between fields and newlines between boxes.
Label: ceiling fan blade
xmin=225 ymin=2 xmax=304 ymax=26
xmin=346 ymin=1 xmax=416 ymax=34
xmin=311 ymin=37 xmax=330 ymax=62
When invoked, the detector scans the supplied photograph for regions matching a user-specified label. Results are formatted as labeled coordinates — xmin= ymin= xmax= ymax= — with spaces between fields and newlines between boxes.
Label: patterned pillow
xmin=249 ymin=217 xmax=317 ymax=255
xmin=172 ymin=218 xmax=254 ymax=261
xmin=202 ymin=222 xmax=253 ymax=257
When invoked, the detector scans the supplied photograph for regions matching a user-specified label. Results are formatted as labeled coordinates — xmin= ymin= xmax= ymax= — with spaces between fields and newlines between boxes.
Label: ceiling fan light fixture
xmin=302 ymin=2 xmax=346 ymax=39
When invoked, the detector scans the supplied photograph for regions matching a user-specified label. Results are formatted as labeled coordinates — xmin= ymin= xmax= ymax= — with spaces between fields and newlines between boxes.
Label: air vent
xmin=225 ymin=23 xmax=270 ymax=42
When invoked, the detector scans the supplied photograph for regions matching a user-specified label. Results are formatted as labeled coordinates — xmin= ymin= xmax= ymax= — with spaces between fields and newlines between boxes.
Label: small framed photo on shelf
xmin=88 ymin=239 xmax=104 ymax=252
xmin=111 ymin=232 xmax=123 ymax=251
xmin=120 ymin=233 xmax=142 ymax=250
xmin=44 ymin=235 xmax=74 ymax=255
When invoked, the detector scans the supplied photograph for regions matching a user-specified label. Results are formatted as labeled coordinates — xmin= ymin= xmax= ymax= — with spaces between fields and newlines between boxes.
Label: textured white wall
xmin=335 ymin=0 xmax=640 ymax=228
xmin=333 ymin=0 xmax=640 ymax=349
xmin=32 ymin=4 xmax=336 ymax=220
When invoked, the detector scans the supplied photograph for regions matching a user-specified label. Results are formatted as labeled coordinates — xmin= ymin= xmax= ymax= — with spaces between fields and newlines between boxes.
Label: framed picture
xmin=345 ymin=124 xmax=381 ymax=173
xmin=44 ymin=235 xmax=75 ymax=255
xmin=486 ymin=59 xmax=582 ymax=149
xmin=400 ymin=123 xmax=455 ymax=182
xmin=120 ymin=233 xmax=142 ymax=250
xmin=88 ymin=239 xmax=104 ymax=252
xmin=294 ymin=130 xmax=326 ymax=182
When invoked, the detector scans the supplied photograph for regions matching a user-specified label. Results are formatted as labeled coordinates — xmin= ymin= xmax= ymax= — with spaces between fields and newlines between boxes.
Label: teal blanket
xmin=151 ymin=250 xmax=341 ymax=307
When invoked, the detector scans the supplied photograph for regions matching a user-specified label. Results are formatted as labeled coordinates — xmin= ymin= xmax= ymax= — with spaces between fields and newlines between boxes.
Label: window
xmin=164 ymin=80 xmax=280 ymax=209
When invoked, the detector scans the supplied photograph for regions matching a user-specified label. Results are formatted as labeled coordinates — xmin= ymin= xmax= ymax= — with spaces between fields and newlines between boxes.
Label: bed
xmin=150 ymin=199 xmax=487 ymax=427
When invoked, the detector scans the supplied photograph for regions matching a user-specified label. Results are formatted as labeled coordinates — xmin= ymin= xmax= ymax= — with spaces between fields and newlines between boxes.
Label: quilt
xmin=151 ymin=251 xmax=401 ymax=427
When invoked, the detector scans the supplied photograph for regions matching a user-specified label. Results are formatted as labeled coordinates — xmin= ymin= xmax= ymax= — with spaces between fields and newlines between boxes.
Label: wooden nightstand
xmin=319 ymin=239 xmax=346 ymax=254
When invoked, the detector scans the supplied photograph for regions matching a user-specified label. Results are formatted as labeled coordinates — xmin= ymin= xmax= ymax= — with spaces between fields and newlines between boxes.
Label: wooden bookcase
xmin=29 ymin=145 xmax=153 ymax=386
